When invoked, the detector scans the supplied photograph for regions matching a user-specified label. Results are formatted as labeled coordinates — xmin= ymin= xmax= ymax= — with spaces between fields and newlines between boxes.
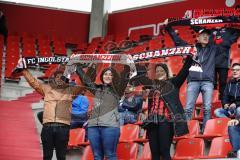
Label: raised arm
xmin=165 ymin=24 xmax=189 ymax=46
xmin=221 ymin=28 xmax=240 ymax=48
xmin=22 ymin=69 xmax=45 ymax=96
xmin=76 ymin=64 xmax=97 ymax=94
xmin=114 ymin=65 xmax=131 ymax=97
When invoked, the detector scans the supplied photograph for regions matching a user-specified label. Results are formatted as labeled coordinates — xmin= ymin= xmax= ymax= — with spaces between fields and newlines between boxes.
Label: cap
xmin=199 ymin=28 xmax=211 ymax=35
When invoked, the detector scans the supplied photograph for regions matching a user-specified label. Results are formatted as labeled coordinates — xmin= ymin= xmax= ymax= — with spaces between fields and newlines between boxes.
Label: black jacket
xmin=222 ymin=78 xmax=240 ymax=106
xmin=191 ymin=26 xmax=240 ymax=68
xmin=166 ymin=25 xmax=218 ymax=82
xmin=136 ymin=56 xmax=193 ymax=137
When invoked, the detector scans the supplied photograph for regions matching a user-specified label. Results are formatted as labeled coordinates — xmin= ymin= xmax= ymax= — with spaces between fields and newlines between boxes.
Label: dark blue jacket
xmin=213 ymin=28 xmax=239 ymax=68
xmin=191 ymin=26 xmax=240 ymax=68
xmin=222 ymin=78 xmax=240 ymax=106
xmin=166 ymin=25 xmax=217 ymax=82
xmin=118 ymin=95 xmax=143 ymax=113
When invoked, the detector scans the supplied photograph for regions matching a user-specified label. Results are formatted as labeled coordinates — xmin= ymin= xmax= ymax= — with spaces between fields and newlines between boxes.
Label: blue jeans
xmin=214 ymin=107 xmax=240 ymax=119
xmin=228 ymin=125 xmax=240 ymax=152
xmin=88 ymin=126 xmax=120 ymax=160
xmin=119 ymin=111 xmax=137 ymax=126
xmin=185 ymin=81 xmax=214 ymax=131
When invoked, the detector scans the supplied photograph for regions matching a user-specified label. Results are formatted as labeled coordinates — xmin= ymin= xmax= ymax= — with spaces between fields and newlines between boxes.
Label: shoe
xmin=227 ymin=151 xmax=237 ymax=158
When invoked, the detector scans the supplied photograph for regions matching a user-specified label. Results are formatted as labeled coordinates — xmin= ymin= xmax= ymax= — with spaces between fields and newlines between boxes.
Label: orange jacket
xmin=22 ymin=69 xmax=83 ymax=125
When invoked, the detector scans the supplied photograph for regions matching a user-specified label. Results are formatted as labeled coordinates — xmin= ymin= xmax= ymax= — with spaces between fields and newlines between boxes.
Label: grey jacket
xmin=76 ymin=65 xmax=130 ymax=127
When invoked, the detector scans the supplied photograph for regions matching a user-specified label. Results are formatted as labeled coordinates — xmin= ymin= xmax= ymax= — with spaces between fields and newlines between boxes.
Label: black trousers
xmin=146 ymin=121 xmax=174 ymax=160
xmin=215 ymin=68 xmax=228 ymax=101
xmin=41 ymin=124 xmax=70 ymax=160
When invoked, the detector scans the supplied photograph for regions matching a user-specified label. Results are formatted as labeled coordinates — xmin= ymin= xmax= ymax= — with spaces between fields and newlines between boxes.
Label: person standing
xmin=76 ymin=63 xmax=130 ymax=160
xmin=135 ymin=55 xmax=193 ymax=160
xmin=166 ymin=22 xmax=218 ymax=131
xmin=15 ymin=58 xmax=84 ymax=160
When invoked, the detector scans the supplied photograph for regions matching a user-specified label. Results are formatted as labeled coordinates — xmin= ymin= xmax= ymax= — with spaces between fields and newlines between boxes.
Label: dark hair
xmin=100 ymin=67 xmax=119 ymax=84
xmin=53 ymin=70 xmax=64 ymax=77
xmin=155 ymin=63 xmax=170 ymax=78
xmin=232 ymin=63 xmax=240 ymax=68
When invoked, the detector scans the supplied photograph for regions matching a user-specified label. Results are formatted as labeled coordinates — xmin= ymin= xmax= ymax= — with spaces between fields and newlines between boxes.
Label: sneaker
xmin=227 ymin=151 xmax=237 ymax=158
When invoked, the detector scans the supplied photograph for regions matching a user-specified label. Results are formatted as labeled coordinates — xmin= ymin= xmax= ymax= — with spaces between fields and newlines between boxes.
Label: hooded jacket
xmin=22 ymin=69 xmax=84 ymax=125
xmin=76 ymin=65 xmax=130 ymax=128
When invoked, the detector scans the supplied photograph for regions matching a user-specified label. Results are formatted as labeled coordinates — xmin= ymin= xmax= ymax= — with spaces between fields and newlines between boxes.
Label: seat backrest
xmin=139 ymin=142 xmax=151 ymax=160
xmin=203 ymin=118 xmax=230 ymax=136
xmin=81 ymin=145 xmax=94 ymax=160
xmin=188 ymin=120 xmax=200 ymax=137
xmin=117 ymin=142 xmax=138 ymax=160
xmin=173 ymin=138 xmax=204 ymax=159
xmin=68 ymin=128 xmax=85 ymax=147
xmin=208 ymin=136 xmax=232 ymax=158
xmin=119 ymin=124 xmax=140 ymax=142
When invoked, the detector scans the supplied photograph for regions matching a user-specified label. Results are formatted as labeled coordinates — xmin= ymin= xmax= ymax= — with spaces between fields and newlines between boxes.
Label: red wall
xmin=108 ymin=0 xmax=239 ymax=35
xmin=0 ymin=2 xmax=90 ymax=43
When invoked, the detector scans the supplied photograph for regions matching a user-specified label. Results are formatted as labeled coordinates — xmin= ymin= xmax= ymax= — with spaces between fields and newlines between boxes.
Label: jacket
xmin=136 ymin=56 xmax=193 ymax=137
xmin=214 ymin=28 xmax=239 ymax=68
xmin=222 ymin=78 xmax=240 ymax=106
xmin=76 ymin=65 xmax=130 ymax=128
xmin=166 ymin=25 xmax=217 ymax=82
xmin=191 ymin=26 xmax=240 ymax=68
xmin=22 ymin=70 xmax=84 ymax=125
xmin=118 ymin=95 xmax=143 ymax=113
xmin=72 ymin=95 xmax=89 ymax=115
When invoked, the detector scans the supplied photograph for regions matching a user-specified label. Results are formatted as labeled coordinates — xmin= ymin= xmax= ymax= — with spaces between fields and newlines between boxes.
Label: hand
xmin=224 ymin=104 xmax=230 ymax=109
xmin=191 ymin=46 xmax=198 ymax=59
xmin=163 ymin=19 xmax=169 ymax=26
xmin=229 ymin=103 xmax=236 ymax=109
xmin=16 ymin=58 xmax=27 ymax=69
xmin=228 ymin=119 xmax=239 ymax=126
xmin=70 ymin=53 xmax=79 ymax=60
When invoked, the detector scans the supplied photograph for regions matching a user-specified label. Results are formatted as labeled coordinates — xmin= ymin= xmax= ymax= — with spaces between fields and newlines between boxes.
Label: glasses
xmin=231 ymin=69 xmax=240 ymax=71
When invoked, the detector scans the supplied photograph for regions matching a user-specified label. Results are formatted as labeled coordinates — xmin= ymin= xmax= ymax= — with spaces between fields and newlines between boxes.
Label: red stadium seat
xmin=129 ymin=31 xmax=141 ymax=42
xmin=139 ymin=142 xmax=151 ymax=160
xmin=74 ymin=43 xmax=88 ymax=52
xmin=149 ymin=38 xmax=163 ymax=51
xmin=119 ymin=124 xmax=140 ymax=143
xmin=173 ymin=138 xmax=205 ymax=160
xmin=134 ymin=130 xmax=148 ymax=143
xmin=115 ymin=33 xmax=129 ymax=44
xmin=81 ymin=145 xmax=94 ymax=160
xmin=53 ymin=40 xmax=67 ymax=56
xmin=199 ymin=136 xmax=232 ymax=159
xmin=22 ymin=41 xmax=36 ymax=57
xmin=37 ymin=64 xmax=58 ymax=81
xmin=196 ymin=118 xmax=230 ymax=139
xmin=117 ymin=142 xmax=138 ymax=160
xmin=167 ymin=56 xmax=183 ymax=75
xmin=163 ymin=33 xmax=175 ymax=48
xmin=68 ymin=128 xmax=88 ymax=148
xmin=174 ymin=120 xmax=200 ymax=141
xmin=132 ymin=44 xmax=148 ymax=54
